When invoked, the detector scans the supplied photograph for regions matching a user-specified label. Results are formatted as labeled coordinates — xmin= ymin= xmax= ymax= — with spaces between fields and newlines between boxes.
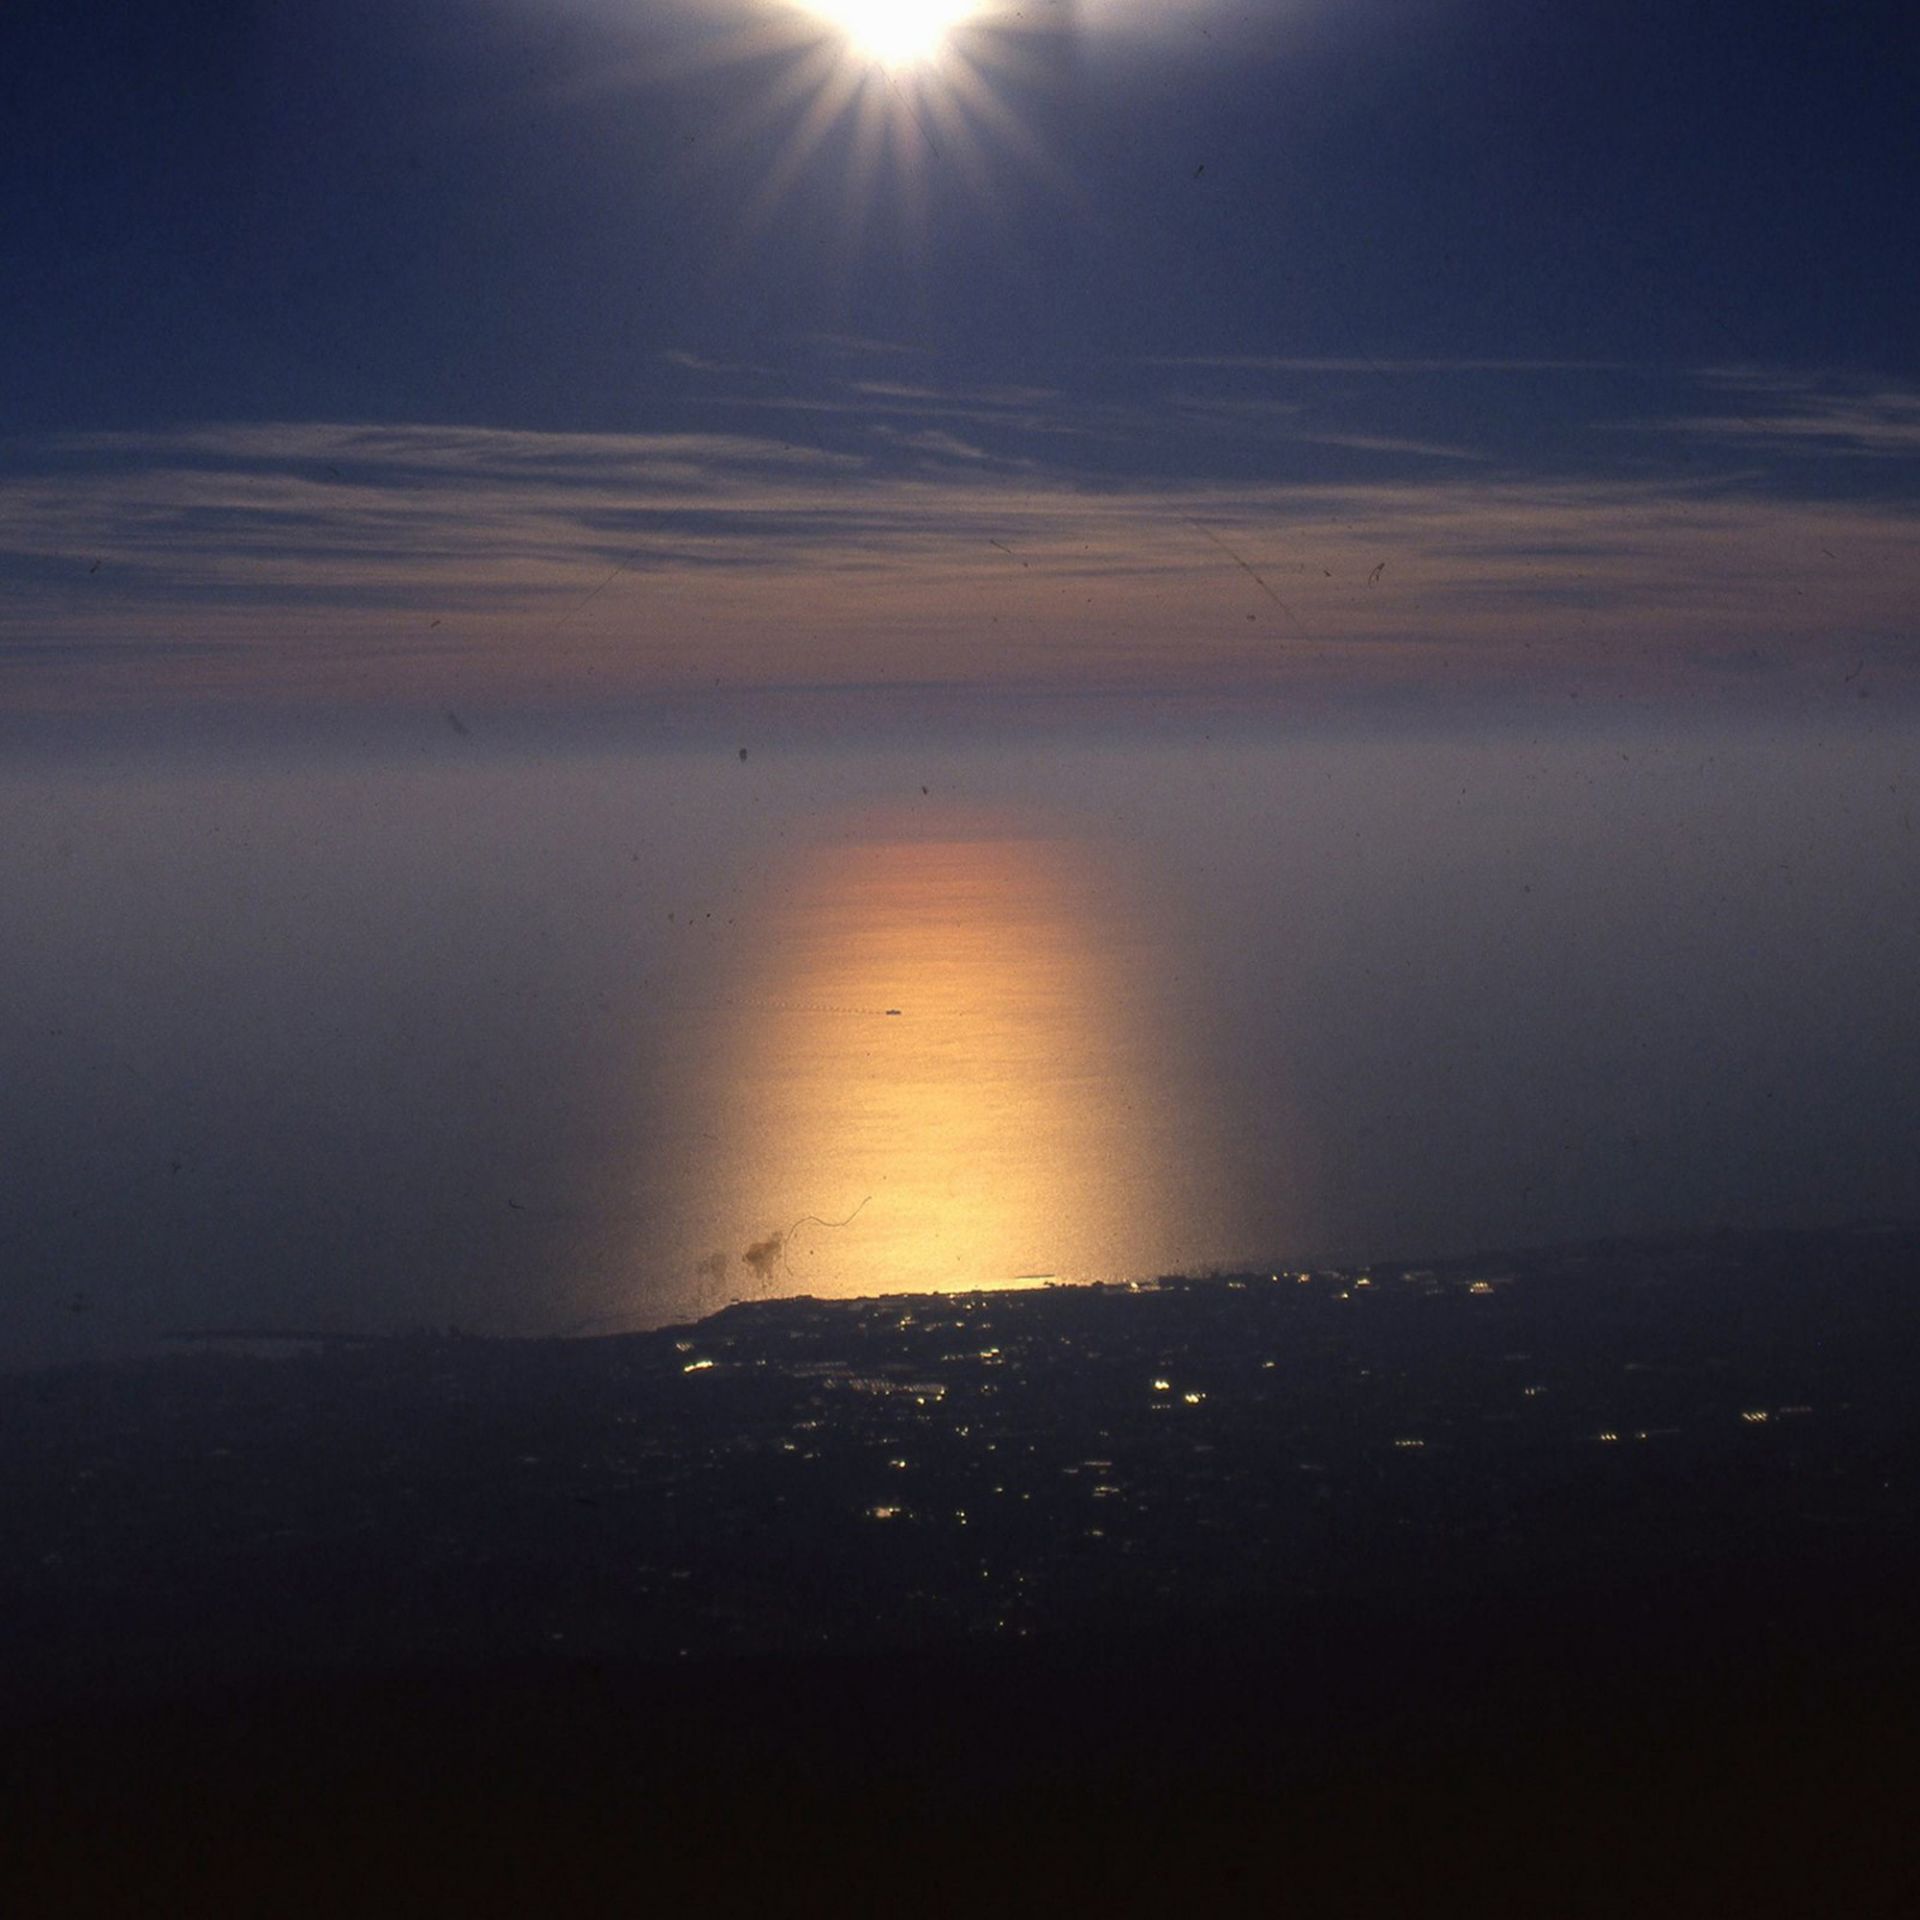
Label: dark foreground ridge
xmin=5 ymin=1227 xmax=1919 ymax=1913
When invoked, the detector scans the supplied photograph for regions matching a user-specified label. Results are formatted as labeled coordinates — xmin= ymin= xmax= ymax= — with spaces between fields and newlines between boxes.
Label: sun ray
xmin=735 ymin=59 xmax=873 ymax=240
xmin=940 ymin=56 xmax=1081 ymax=207
xmin=653 ymin=3 xmax=1072 ymax=273
xmin=838 ymin=67 xmax=897 ymax=251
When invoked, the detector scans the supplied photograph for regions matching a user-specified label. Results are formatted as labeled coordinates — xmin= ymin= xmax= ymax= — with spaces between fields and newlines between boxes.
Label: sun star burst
xmin=660 ymin=4 xmax=1067 ymax=266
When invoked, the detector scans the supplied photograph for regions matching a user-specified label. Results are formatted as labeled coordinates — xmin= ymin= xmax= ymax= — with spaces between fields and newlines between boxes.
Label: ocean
xmin=4 ymin=704 xmax=1915 ymax=1367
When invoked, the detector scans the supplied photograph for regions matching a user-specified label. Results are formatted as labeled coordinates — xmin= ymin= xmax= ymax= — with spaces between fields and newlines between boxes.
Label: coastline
xmin=6 ymin=1226 xmax=1919 ymax=1909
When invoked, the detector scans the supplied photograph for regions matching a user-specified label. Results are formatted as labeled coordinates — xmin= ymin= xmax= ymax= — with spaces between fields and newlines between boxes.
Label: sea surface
xmin=3 ymin=707 xmax=1916 ymax=1367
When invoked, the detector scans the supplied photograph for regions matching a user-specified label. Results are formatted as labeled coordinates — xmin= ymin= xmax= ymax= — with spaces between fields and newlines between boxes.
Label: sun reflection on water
xmin=689 ymin=828 xmax=1189 ymax=1306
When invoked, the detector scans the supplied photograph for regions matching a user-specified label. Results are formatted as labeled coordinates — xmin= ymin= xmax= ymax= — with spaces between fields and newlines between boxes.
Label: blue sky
xmin=4 ymin=0 xmax=1916 ymax=715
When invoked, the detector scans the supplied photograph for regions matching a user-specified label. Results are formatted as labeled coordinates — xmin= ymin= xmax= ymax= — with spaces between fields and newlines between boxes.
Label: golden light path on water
xmin=659 ymin=822 xmax=1241 ymax=1316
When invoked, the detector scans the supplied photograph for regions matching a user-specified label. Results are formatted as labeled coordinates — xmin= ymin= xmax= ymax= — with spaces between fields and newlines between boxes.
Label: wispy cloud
xmin=868 ymin=426 xmax=1002 ymax=464
xmin=661 ymin=348 xmax=776 ymax=378
xmin=1133 ymin=356 xmax=1626 ymax=375
xmin=1647 ymin=374 xmax=1920 ymax=459
xmin=4 ymin=415 xmax=1915 ymax=712
xmin=1294 ymin=432 xmax=1488 ymax=463
xmin=803 ymin=332 xmax=940 ymax=359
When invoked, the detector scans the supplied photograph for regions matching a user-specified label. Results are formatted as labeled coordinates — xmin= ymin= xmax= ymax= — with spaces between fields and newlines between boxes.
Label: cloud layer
xmin=4 ymin=362 xmax=1916 ymax=713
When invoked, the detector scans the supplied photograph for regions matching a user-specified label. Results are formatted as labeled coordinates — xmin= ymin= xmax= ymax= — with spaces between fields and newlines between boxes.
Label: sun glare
xmin=805 ymin=1 xmax=977 ymax=68
xmin=675 ymin=3 xmax=1061 ymax=257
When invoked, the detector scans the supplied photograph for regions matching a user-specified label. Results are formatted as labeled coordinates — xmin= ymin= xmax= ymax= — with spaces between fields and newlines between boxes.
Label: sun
xmin=661 ymin=3 xmax=1066 ymax=262
xmin=803 ymin=2 xmax=979 ymax=69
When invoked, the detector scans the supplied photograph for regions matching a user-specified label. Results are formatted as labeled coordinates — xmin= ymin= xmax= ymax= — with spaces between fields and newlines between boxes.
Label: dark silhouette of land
xmin=4 ymin=1227 xmax=1918 ymax=1911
